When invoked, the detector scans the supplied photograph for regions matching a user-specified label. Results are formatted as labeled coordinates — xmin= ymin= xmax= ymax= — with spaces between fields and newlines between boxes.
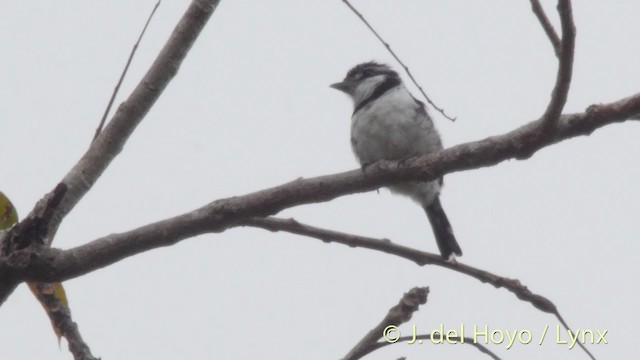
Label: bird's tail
xmin=423 ymin=198 xmax=462 ymax=259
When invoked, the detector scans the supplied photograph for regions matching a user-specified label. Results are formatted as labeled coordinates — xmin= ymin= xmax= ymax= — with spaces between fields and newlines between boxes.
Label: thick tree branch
xmin=1 ymin=93 xmax=639 ymax=300
xmin=1 ymin=184 xmax=67 ymax=256
xmin=28 ymin=6 xmax=161 ymax=356
xmin=0 ymin=2 xmax=220 ymax=354
xmin=0 ymin=0 xmax=220 ymax=305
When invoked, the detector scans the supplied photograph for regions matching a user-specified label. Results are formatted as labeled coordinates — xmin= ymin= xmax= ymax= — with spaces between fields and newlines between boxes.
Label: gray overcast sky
xmin=1 ymin=1 xmax=639 ymax=359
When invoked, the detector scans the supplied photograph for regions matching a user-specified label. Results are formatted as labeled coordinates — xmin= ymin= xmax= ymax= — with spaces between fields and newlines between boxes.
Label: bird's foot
xmin=360 ymin=162 xmax=372 ymax=173
xmin=397 ymin=155 xmax=414 ymax=169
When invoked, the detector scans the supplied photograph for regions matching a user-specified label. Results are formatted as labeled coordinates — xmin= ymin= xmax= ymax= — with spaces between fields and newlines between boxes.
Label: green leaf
xmin=0 ymin=191 xmax=19 ymax=229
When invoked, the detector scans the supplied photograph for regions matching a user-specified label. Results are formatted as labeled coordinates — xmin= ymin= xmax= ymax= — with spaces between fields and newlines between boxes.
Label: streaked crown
xmin=343 ymin=61 xmax=399 ymax=82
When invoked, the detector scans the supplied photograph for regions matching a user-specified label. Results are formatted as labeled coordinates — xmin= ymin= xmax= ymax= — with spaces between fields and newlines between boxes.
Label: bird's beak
xmin=330 ymin=79 xmax=357 ymax=95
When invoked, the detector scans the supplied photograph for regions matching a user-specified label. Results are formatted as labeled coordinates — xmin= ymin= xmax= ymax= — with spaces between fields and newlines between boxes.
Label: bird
xmin=330 ymin=61 xmax=462 ymax=260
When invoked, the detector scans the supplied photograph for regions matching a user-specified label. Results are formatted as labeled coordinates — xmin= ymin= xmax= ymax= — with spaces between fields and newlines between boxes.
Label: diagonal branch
xmin=4 ymin=2 xmax=218 ymax=357
xmin=530 ymin=0 xmax=561 ymax=56
xmin=93 ymin=0 xmax=162 ymax=142
xmin=46 ymin=0 xmax=221 ymax=243
xmin=31 ymin=5 xmax=162 ymax=358
xmin=0 ymin=0 xmax=220 ymax=308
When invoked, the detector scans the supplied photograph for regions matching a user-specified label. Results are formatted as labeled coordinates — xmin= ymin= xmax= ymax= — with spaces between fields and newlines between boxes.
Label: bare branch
xmin=343 ymin=287 xmax=429 ymax=360
xmin=5 ymin=1 xmax=218 ymax=351
xmin=35 ymin=5 xmax=162 ymax=356
xmin=341 ymin=0 xmax=456 ymax=121
xmin=0 ymin=92 xmax=638 ymax=310
xmin=530 ymin=0 xmax=561 ymax=56
xmin=0 ymin=0 xmax=220 ymax=307
xmin=245 ymin=217 xmax=596 ymax=359
xmin=48 ymin=0 xmax=221 ymax=242
xmin=540 ymin=0 xmax=576 ymax=131
xmin=93 ymin=0 xmax=162 ymax=142
xmin=243 ymin=217 xmax=555 ymax=313
xmin=1 ymin=92 xmax=639 ymax=298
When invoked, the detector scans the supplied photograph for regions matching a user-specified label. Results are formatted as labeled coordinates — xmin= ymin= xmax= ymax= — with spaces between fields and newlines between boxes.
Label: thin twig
xmin=556 ymin=312 xmax=596 ymax=360
xmin=343 ymin=287 xmax=429 ymax=360
xmin=92 ymin=0 xmax=162 ymax=142
xmin=540 ymin=0 xmax=576 ymax=130
xmin=341 ymin=0 xmax=456 ymax=121
xmin=530 ymin=0 xmax=561 ymax=56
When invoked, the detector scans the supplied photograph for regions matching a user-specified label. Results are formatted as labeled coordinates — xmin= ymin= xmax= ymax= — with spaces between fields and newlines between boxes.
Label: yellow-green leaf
xmin=1 ymin=192 xmax=70 ymax=344
xmin=28 ymin=282 xmax=70 ymax=344
xmin=0 ymin=191 xmax=18 ymax=230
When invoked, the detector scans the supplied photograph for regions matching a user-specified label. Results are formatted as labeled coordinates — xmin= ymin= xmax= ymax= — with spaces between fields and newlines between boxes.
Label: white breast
xmin=350 ymin=86 xmax=441 ymax=165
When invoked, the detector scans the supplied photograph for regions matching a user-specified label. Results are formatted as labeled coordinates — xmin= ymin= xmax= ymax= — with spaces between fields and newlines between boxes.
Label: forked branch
xmin=533 ymin=0 xmax=577 ymax=131
xmin=530 ymin=0 xmax=561 ymax=55
xmin=47 ymin=0 xmax=221 ymax=244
